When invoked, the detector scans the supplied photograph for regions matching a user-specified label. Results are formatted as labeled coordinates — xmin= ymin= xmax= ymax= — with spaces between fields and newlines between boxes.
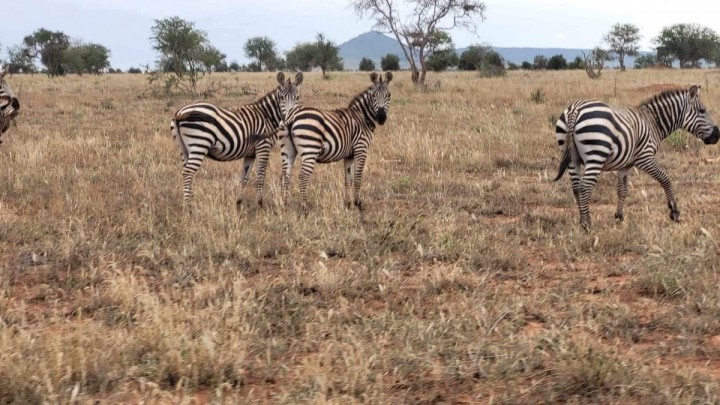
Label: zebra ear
xmin=277 ymin=72 xmax=286 ymax=85
xmin=0 ymin=66 xmax=6 ymax=79
xmin=294 ymin=72 xmax=303 ymax=86
xmin=384 ymin=71 xmax=393 ymax=84
xmin=690 ymin=85 xmax=701 ymax=98
xmin=370 ymin=72 xmax=378 ymax=83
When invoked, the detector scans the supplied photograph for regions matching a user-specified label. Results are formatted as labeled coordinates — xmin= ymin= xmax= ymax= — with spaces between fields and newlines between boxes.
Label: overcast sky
xmin=4 ymin=0 xmax=720 ymax=69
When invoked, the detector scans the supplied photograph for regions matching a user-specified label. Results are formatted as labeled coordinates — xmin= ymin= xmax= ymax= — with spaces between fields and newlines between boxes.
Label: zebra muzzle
xmin=704 ymin=126 xmax=720 ymax=145
xmin=376 ymin=110 xmax=387 ymax=125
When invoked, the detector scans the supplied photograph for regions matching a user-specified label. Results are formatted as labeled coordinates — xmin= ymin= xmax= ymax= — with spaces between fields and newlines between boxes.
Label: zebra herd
xmin=0 ymin=66 xmax=718 ymax=231
xmin=172 ymin=71 xmax=392 ymax=213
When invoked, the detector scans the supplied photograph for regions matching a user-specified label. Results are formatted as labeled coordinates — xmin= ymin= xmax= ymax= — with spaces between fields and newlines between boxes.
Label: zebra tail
xmin=171 ymin=115 xmax=189 ymax=163
xmin=553 ymin=110 xmax=578 ymax=182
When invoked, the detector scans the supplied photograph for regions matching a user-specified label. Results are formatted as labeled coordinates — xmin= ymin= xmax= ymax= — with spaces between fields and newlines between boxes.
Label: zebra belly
xmin=208 ymin=143 xmax=253 ymax=161
xmin=317 ymin=142 xmax=351 ymax=163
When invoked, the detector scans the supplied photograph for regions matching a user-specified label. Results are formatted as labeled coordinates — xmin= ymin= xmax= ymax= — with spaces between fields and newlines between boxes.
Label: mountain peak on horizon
xmin=338 ymin=31 xmax=638 ymax=70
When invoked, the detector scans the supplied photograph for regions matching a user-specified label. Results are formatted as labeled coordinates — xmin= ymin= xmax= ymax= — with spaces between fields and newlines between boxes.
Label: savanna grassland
xmin=2 ymin=69 xmax=720 ymax=404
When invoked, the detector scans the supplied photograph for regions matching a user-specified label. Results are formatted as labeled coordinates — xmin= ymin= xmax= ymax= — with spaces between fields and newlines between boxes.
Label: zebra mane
xmin=249 ymin=85 xmax=280 ymax=106
xmin=346 ymin=85 xmax=373 ymax=108
xmin=638 ymin=87 xmax=687 ymax=108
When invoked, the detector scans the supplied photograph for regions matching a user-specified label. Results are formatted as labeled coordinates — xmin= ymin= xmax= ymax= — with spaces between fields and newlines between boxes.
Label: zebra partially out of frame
xmin=554 ymin=85 xmax=719 ymax=231
xmin=171 ymin=72 xmax=303 ymax=208
xmin=0 ymin=66 xmax=21 ymax=145
xmin=279 ymin=71 xmax=392 ymax=211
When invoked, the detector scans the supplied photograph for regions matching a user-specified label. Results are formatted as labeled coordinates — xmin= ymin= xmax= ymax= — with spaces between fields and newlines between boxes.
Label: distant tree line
xmin=5 ymin=15 xmax=720 ymax=83
xmin=2 ymin=28 xmax=111 ymax=76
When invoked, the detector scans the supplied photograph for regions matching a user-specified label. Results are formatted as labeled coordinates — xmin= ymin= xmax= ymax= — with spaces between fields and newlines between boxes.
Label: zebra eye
xmin=699 ymin=108 xmax=707 ymax=114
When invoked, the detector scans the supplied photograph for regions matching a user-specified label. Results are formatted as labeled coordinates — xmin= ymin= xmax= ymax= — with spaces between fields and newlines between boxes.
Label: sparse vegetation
xmin=2 ymin=69 xmax=720 ymax=403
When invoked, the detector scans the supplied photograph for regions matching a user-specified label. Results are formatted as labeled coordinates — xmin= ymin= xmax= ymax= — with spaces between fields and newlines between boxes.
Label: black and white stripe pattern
xmin=0 ymin=66 xmax=21 ymax=145
xmin=554 ymin=85 xmax=719 ymax=230
xmin=170 ymin=72 xmax=303 ymax=207
xmin=280 ymin=72 xmax=392 ymax=211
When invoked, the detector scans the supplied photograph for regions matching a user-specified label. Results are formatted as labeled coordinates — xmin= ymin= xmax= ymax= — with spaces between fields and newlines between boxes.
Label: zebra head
xmin=0 ymin=66 xmax=21 ymax=143
xmin=368 ymin=71 xmax=392 ymax=125
xmin=683 ymin=85 xmax=719 ymax=145
xmin=275 ymin=71 xmax=303 ymax=123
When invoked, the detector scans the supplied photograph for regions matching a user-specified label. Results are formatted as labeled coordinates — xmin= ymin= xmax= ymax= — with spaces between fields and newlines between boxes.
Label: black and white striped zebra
xmin=0 ymin=66 xmax=21 ymax=145
xmin=554 ymin=85 xmax=719 ymax=231
xmin=279 ymin=71 xmax=392 ymax=211
xmin=170 ymin=72 xmax=303 ymax=208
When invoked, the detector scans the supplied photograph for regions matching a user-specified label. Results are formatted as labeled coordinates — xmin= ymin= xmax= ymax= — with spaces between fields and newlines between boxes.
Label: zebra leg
xmin=614 ymin=168 xmax=630 ymax=221
xmin=236 ymin=157 xmax=255 ymax=207
xmin=280 ymin=138 xmax=297 ymax=207
xmin=344 ymin=158 xmax=354 ymax=208
xmin=577 ymin=164 xmax=602 ymax=231
xmin=636 ymin=160 xmax=679 ymax=222
xmin=181 ymin=149 xmax=209 ymax=209
xmin=352 ymin=152 xmax=368 ymax=211
xmin=253 ymin=142 xmax=273 ymax=207
xmin=298 ymin=153 xmax=319 ymax=212
xmin=569 ymin=163 xmax=582 ymax=205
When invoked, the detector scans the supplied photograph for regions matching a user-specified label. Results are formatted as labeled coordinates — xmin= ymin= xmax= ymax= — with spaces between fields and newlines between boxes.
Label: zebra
xmin=279 ymin=71 xmax=392 ymax=211
xmin=553 ymin=84 xmax=719 ymax=231
xmin=0 ymin=66 xmax=21 ymax=145
xmin=170 ymin=72 xmax=303 ymax=208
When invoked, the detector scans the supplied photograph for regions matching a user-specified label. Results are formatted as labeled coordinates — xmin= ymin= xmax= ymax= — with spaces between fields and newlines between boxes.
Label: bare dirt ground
xmin=1 ymin=70 xmax=720 ymax=403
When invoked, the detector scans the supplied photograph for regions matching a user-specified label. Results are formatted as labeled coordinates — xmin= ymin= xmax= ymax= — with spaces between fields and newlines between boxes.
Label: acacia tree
xmin=23 ymin=28 xmax=70 ymax=77
xmin=359 ymin=57 xmax=376 ymax=71
xmin=285 ymin=43 xmax=318 ymax=71
xmin=285 ymin=34 xmax=343 ymax=77
xmin=314 ymin=33 xmax=343 ymax=78
xmin=199 ymin=45 xmax=227 ymax=74
xmin=604 ymin=23 xmax=641 ymax=72
xmin=243 ymin=37 xmax=279 ymax=71
xmin=582 ymin=47 xmax=613 ymax=79
xmin=654 ymin=23 xmax=720 ymax=68
xmin=7 ymin=45 xmax=37 ymax=74
xmin=381 ymin=53 xmax=401 ymax=70
xmin=351 ymin=0 xmax=486 ymax=85
xmin=425 ymin=31 xmax=458 ymax=72
xmin=150 ymin=16 xmax=212 ymax=93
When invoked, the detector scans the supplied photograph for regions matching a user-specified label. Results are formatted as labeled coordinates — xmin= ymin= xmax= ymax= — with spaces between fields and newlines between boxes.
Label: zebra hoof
xmin=235 ymin=199 xmax=243 ymax=207
xmin=670 ymin=210 xmax=680 ymax=222
xmin=354 ymin=201 xmax=364 ymax=211
xmin=614 ymin=212 xmax=624 ymax=222
xmin=257 ymin=199 xmax=264 ymax=208
xmin=580 ymin=220 xmax=591 ymax=232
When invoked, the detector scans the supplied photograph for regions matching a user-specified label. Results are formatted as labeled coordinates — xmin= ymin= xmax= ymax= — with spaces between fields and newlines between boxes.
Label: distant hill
xmin=338 ymin=31 xmax=407 ymax=70
xmin=338 ymin=31 xmax=646 ymax=70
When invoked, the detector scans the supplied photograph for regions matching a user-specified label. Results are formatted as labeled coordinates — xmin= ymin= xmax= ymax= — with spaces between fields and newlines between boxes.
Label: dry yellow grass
xmin=1 ymin=69 xmax=720 ymax=403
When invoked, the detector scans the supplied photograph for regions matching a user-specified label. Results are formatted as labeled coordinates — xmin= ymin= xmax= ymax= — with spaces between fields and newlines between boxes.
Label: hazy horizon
xmin=4 ymin=0 xmax=720 ymax=70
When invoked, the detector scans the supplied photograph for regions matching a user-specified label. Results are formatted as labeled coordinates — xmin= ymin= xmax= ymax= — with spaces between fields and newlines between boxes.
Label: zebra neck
xmin=347 ymin=93 xmax=376 ymax=130
xmin=249 ymin=92 xmax=283 ymax=127
xmin=641 ymin=102 xmax=681 ymax=140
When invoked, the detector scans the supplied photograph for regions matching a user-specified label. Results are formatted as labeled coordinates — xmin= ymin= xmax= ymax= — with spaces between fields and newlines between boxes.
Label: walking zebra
xmin=0 ymin=66 xmax=21 ymax=145
xmin=279 ymin=71 xmax=392 ymax=211
xmin=171 ymin=72 xmax=303 ymax=207
xmin=554 ymin=85 xmax=719 ymax=231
